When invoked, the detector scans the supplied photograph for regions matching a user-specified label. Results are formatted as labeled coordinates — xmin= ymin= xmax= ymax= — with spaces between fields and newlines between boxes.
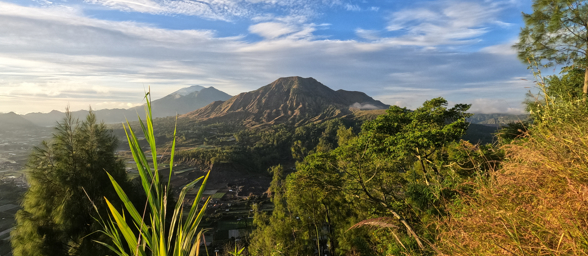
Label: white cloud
xmin=248 ymin=13 xmax=323 ymax=40
xmin=95 ymin=101 xmax=143 ymax=108
xmin=384 ymin=0 xmax=508 ymax=46
xmin=84 ymin=0 xmax=248 ymax=20
xmin=249 ymin=22 xmax=297 ymax=39
xmin=0 ymin=1 xmax=532 ymax=114
xmin=83 ymin=0 xmax=345 ymax=20
xmin=345 ymin=4 xmax=360 ymax=11
xmin=350 ymin=102 xmax=379 ymax=110
xmin=467 ymin=98 xmax=526 ymax=114
xmin=356 ymin=28 xmax=379 ymax=40
xmin=481 ymin=40 xmax=519 ymax=55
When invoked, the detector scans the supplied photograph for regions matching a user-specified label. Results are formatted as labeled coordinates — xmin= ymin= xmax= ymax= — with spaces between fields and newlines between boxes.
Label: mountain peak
xmin=171 ymin=85 xmax=206 ymax=97
xmin=271 ymin=76 xmax=322 ymax=87
xmin=0 ymin=111 xmax=37 ymax=129
xmin=275 ymin=76 xmax=315 ymax=82
xmin=183 ymin=77 xmax=387 ymax=127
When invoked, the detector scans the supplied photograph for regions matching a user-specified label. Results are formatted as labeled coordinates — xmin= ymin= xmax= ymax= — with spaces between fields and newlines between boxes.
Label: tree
xmin=514 ymin=0 xmax=588 ymax=95
xmin=334 ymin=98 xmax=470 ymax=253
xmin=249 ymin=165 xmax=304 ymax=255
xmin=249 ymin=98 xmax=473 ymax=255
xmin=11 ymin=110 xmax=132 ymax=256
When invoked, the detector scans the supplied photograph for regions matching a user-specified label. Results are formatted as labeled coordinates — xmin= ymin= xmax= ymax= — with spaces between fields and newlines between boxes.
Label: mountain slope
xmin=0 ymin=112 xmax=38 ymax=130
xmin=182 ymin=76 xmax=388 ymax=127
xmin=468 ymin=113 xmax=530 ymax=126
xmin=137 ymin=86 xmax=232 ymax=118
xmin=22 ymin=86 xmax=232 ymax=126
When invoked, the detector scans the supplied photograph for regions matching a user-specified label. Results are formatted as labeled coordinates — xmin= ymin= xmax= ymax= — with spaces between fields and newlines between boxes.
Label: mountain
xmin=0 ymin=112 xmax=38 ymax=130
xmin=145 ymin=86 xmax=231 ymax=118
xmin=169 ymin=85 xmax=205 ymax=97
xmin=468 ymin=113 xmax=530 ymax=126
xmin=182 ymin=76 xmax=389 ymax=127
xmin=22 ymin=86 xmax=232 ymax=127
xmin=22 ymin=110 xmax=66 ymax=128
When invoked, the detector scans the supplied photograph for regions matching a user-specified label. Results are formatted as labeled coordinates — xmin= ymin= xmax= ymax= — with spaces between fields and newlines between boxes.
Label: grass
xmin=438 ymin=105 xmax=588 ymax=255
xmin=211 ymin=192 xmax=226 ymax=199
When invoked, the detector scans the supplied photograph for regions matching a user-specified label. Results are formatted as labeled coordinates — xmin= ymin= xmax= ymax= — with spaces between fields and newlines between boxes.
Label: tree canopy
xmin=11 ymin=111 xmax=132 ymax=256
xmin=249 ymin=98 xmax=484 ymax=255
xmin=514 ymin=0 xmax=588 ymax=94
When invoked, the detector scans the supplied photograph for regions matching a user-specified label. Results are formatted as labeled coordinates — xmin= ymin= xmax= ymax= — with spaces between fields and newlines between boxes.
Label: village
xmin=161 ymin=163 xmax=274 ymax=251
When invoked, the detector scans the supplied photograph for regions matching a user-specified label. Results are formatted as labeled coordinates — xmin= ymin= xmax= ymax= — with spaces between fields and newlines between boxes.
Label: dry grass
xmin=348 ymin=217 xmax=399 ymax=230
xmin=438 ymin=118 xmax=588 ymax=255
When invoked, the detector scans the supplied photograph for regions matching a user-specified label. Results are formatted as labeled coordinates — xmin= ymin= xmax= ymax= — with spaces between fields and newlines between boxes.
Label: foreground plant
xmin=96 ymin=92 xmax=211 ymax=256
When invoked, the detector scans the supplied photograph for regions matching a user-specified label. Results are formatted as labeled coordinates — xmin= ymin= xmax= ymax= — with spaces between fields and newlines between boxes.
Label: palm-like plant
xmin=95 ymin=92 xmax=211 ymax=256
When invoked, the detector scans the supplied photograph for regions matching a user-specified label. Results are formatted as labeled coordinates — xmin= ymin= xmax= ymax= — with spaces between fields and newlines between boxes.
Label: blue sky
xmin=0 ymin=0 xmax=535 ymax=114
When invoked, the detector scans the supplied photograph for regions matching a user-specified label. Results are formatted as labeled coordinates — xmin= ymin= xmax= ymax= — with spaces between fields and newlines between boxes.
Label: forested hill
xmin=468 ymin=113 xmax=529 ymax=125
xmin=182 ymin=76 xmax=389 ymax=127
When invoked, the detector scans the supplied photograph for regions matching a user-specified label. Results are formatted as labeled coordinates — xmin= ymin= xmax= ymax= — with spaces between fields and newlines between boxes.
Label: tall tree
xmin=249 ymin=98 xmax=473 ymax=255
xmin=11 ymin=110 xmax=131 ymax=256
xmin=514 ymin=0 xmax=588 ymax=95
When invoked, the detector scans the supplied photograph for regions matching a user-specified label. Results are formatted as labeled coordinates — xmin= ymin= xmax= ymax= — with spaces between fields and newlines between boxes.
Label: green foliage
xmin=524 ymin=66 xmax=588 ymax=126
xmin=514 ymin=0 xmax=588 ymax=68
xmin=513 ymin=66 xmax=587 ymax=144
xmin=545 ymin=68 xmax=584 ymax=100
xmin=514 ymin=0 xmax=588 ymax=94
xmin=11 ymin=110 xmax=132 ymax=256
xmin=96 ymin=93 xmax=211 ymax=256
xmin=496 ymin=121 xmax=529 ymax=144
xmin=175 ymin=118 xmax=359 ymax=173
xmin=249 ymin=98 xmax=486 ymax=255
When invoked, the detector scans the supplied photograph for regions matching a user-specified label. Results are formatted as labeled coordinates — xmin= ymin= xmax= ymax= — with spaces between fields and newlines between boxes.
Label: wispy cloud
xmin=481 ymin=40 xmax=519 ymax=55
xmin=0 ymin=0 xmax=533 ymax=114
xmin=355 ymin=28 xmax=379 ymax=40
xmin=249 ymin=22 xmax=299 ymax=39
xmin=83 ymin=0 xmax=346 ymax=20
xmin=383 ymin=0 xmax=509 ymax=46
xmin=84 ymin=0 xmax=248 ymax=20
xmin=345 ymin=4 xmax=360 ymax=11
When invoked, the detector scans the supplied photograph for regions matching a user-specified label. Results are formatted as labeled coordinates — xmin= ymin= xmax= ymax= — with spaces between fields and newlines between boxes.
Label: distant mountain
xmin=146 ymin=86 xmax=231 ymax=118
xmin=23 ymin=86 xmax=232 ymax=127
xmin=182 ymin=76 xmax=389 ymax=127
xmin=468 ymin=113 xmax=530 ymax=126
xmin=169 ymin=85 xmax=205 ymax=97
xmin=22 ymin=110 xmax=66 ymax=128
xmin=0 ymin=112 xmax=37 ymax=130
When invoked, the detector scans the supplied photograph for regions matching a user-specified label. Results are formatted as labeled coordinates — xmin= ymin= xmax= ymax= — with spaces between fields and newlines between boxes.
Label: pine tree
xmin=514 ymin=0 xmax=588 ymax=95
xmin=11 ymin=110 xmax=132 ymax=256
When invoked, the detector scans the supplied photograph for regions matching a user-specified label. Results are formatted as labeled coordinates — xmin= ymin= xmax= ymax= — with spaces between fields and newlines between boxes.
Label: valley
xmin=0 ymin=76 xmax=530 ymax=254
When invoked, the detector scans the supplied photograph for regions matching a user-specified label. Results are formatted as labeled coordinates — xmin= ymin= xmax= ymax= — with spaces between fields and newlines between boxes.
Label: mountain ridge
xmin=0 ymin=112 xmax=38 ymax=130
xmin=22 ymin=86 xmax=232 ymax=127
xmin=182 ymin=76 xmax=389 ymax=127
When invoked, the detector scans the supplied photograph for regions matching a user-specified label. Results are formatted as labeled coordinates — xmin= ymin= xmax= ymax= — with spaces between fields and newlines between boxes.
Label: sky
xmin=0 ymin=0 xmax=537 ymax=114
